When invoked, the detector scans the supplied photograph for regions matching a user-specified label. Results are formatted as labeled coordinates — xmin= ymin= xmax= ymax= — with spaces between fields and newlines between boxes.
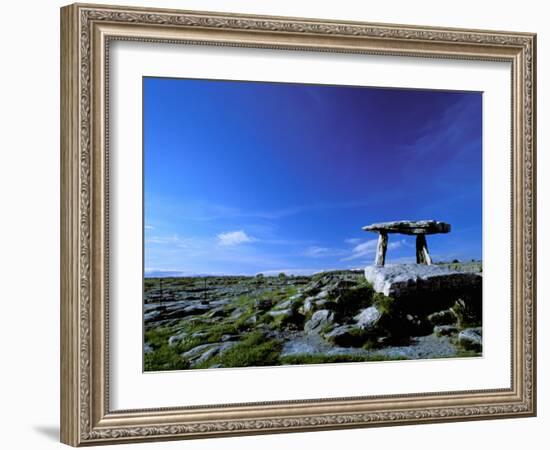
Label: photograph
xmin=142 ymin=78 xmax=483 ymax=371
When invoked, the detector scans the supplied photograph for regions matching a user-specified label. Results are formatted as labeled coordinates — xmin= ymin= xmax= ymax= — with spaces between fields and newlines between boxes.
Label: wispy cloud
xmin=303 ymin=246 xmax=332 ymax=258
xmin=341 ymin=238 xmax=403 ymax=261
xmin=217 ymin=230 xmax=255 ymax=246
xmin=344 ymin=238 xmax=361 ymax=245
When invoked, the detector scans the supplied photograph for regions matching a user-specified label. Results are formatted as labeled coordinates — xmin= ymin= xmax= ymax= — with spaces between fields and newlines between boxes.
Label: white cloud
xmin=345 ymin=238 xmax=361 ymax=245
xmin=303 ymin=246 xmax=331 ymax=257
xmin=217 ymin=230 xmax=255 ymax=246
xmin=341 ymin=238 xmax=403 ymax=261
xmin=144 ymin=224 xmax=155 ymax=230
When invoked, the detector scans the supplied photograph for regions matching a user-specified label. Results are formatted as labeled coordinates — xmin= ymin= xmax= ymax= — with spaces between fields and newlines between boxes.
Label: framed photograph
xmin=60 ymin=3 xmax=536 ymax=446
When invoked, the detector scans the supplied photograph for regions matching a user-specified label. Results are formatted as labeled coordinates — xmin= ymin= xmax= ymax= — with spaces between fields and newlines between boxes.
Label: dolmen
xmin=362 ymin=220 xmax=450 ymax=266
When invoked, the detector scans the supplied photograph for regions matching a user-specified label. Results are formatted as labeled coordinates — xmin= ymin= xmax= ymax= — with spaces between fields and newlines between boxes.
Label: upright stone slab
xmin=375 ymin=232 xmax=388 ymax=266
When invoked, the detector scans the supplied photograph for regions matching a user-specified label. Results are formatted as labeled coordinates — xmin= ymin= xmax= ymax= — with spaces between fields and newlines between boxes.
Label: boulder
xmin=354 ymin=306 xmax=382 ymax=331
xmin=300 ymin=297 xmax=316 ymax=315
xmin=323 ymin=325 xmax=366 ymax=347
xmin=458 ymin=327 xmax=482 ymax=351
xmin=299 ymin=296 xmax=329 ymax=315
xmin=181 ymin=342 xmax=236 ymax=367
xmin=304 ymin=309 xmax=335 ymax=333
xmin=364 ymin=264 xmax=481 ymax=298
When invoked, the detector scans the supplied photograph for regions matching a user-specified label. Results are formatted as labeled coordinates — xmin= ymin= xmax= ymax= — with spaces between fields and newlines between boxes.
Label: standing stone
xmin=416 ymin=234 xmax=432 ymax=265
xmin=375 ymin=232 xmax=388 ymax=266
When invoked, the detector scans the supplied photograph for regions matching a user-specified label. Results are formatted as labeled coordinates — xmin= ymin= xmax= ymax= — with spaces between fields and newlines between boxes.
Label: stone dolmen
xmin=362 ymin=220 xmax=450 ymax=266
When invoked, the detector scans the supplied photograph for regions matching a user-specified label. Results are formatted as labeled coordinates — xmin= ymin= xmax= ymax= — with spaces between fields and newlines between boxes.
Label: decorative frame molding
xmin=60 ymin=3 xmax=536 ymax=446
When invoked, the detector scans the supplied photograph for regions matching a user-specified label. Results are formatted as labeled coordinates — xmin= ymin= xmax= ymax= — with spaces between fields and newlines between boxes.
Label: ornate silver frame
xmin=60 ymin=3 xmax=536 ymax=446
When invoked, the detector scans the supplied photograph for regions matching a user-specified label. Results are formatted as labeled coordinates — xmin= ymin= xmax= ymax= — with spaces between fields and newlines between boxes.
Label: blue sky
xmin=143 ymin=77 xmax=482 ymax=276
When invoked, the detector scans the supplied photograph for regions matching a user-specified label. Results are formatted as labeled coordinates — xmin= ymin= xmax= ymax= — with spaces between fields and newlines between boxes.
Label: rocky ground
xmin=144 ymin=262 xmax=483 ymax=371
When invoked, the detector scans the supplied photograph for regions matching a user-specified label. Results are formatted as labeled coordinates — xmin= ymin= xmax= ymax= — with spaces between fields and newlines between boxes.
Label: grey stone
xmin=168 ymin=332 xmax=188 ymax=347
xmin=300 ymin=297 xmax=316 ymax=315
xmin=192 ymin=342 xmax=236 ymax=366
xmin=304 ymin=309 xmax=335 ymax=333
xmin=273 ymin=299 xmax=291 ymax=310
xmin=458 ymin=327 xmax=482 ymax=351
xmin=364 ymin=264 xmax=482 ymax=297
xmin=220 ymin=334 xmax=239 ymax=342
xmin=245 ymin=314 xmax=258 ymax=325
xmin=316 ymin=290 xmax=329 ymax=299
xmin=300 ymin=296 xmax=329 ymax=316
xmin=191 ymin=331 xmax=208 ymax=339
xmin=362 ymin=220 xmax=451 ymax=235
xmin=181 ymin=342 xmax=236 ymax=367
xmin=354 ymin=306 xmax=382 ymax=330
xmin=180 ymin=343 xmax=219 ymax=361
xmin=324 ymin=325 xmax=366 ymax=347
xmin=268 ymin=308 xmax=292 ymax=318
xmin=433 ymin=325 xmax=459 ymax=337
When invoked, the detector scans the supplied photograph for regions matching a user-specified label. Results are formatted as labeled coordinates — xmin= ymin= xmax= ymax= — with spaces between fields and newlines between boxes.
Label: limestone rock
xmin=364 ymin=264 xmax=482 ymax=298
xmin=362 ymin=220 xmax=451 ymax=235
xmin=354 ymin=306 xmax=382 ymax=331
xmin=304 ymin=309 xmax=335 ymax=333
xmin=323 ymin=325 xmax=366 ymax=347
xmin=181 ymin=342 xmax=236 ymax=367
xmin=168 ymin=331 xmax=188 ymax=347
xmin=458 ymin=327 xmax=482 ymax=351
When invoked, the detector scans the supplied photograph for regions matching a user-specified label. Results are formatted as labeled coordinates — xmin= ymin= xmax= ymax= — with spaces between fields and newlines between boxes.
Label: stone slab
xmin=362 ymin=220 xmax=451 ymax=235
xmin=364 ymin=263 xmax=481 ymax=297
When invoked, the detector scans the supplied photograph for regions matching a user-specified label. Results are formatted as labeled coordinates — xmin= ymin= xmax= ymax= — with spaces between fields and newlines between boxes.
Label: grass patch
xmin=144 ymin=345 xmax=190 ymax=371
xmin=198 ymin=332 xmax=282 ymax=368
xmin=280 ymin=353 xmax=408 ymax=365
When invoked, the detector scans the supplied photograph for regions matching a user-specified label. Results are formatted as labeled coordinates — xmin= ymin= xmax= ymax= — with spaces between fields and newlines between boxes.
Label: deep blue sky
xmin=143 ymin=77 xmax=482 ymax=276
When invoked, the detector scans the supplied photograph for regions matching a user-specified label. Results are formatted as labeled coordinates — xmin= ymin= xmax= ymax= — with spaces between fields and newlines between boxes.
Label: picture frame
xmin=60 ymin=2 xmax=536 ymax=446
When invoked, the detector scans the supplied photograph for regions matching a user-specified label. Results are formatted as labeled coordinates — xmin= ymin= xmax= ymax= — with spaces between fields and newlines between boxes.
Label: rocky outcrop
xmin=144 ymin=266 xmax=483 ymax=371
xmin=364 ymin=264 xmax=481 ymax=298
xmin=304 ymin=310 xmax=335 ymax=333
xmin=181 ymin=342 xmax=237 ymax=367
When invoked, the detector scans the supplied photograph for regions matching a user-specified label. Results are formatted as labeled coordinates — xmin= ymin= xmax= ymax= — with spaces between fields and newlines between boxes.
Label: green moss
xmin=373 ymin=292 xmax=394 ymax=314
xmin=144 ymin=345 xmax=190 ymax=371
xmin=144 ymin=326 xmax=175 ymax=349
xmin=198 ymin=332 xmax=282 ymax=368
